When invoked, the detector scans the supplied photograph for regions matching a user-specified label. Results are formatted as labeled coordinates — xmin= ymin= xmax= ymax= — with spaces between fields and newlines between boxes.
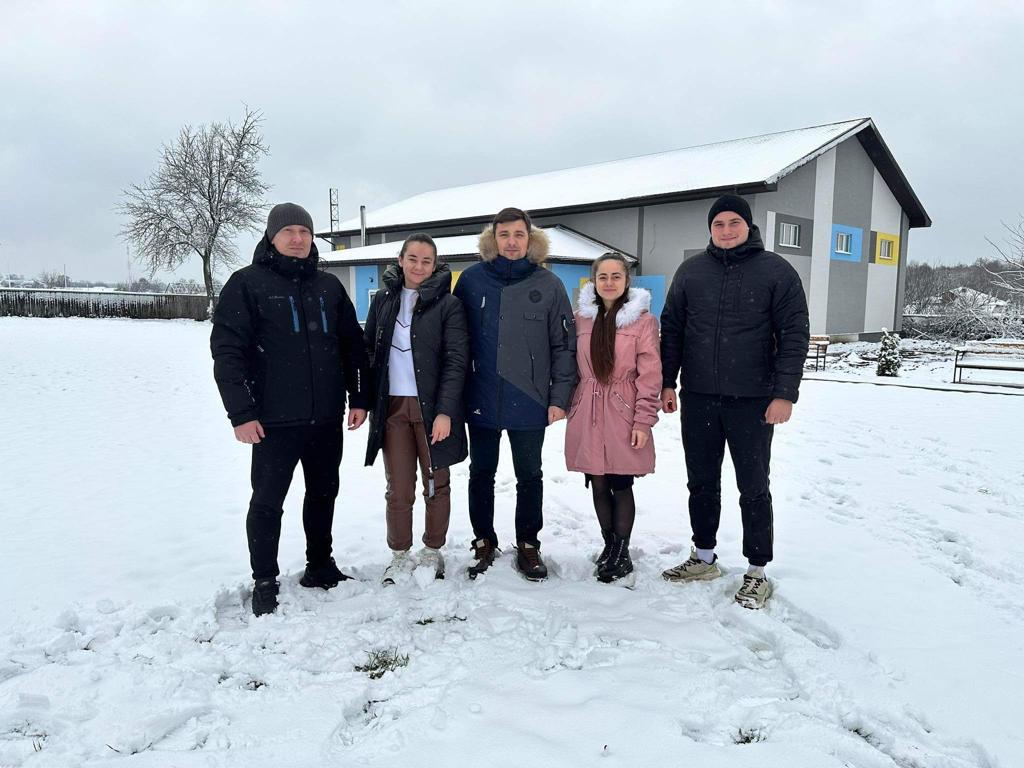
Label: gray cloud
xmin=1 ymin=0 xmax=1021 ymax=282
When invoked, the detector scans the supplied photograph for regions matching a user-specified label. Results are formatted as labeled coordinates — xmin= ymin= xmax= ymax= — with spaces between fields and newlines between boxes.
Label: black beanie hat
xmin=266 ymin=202 xmax=314 ymax=241
xmin=707 ymin=194 xmax=753 ymax=230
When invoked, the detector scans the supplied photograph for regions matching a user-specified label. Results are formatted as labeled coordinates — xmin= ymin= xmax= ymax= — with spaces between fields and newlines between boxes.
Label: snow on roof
xmin=332 ymin=119 xmax=870 ymax=233
xmin=320 ymin=226 xmax=635 ymax=266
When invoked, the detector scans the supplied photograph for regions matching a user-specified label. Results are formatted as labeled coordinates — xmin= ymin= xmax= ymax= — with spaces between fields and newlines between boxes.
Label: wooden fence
xmin=0 ymin=288 xmax=210 ymax=320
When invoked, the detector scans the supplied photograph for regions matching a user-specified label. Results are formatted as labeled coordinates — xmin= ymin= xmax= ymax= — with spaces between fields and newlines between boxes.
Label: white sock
xmin=696 ymin=547 xmax=715 ymax=564
xmin=747 ymin=565 xmax=765 ymax=579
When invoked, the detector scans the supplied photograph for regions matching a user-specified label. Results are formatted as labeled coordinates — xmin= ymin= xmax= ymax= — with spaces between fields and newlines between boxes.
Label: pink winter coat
xmin=565 ymin=283 xmax=662 ymax=476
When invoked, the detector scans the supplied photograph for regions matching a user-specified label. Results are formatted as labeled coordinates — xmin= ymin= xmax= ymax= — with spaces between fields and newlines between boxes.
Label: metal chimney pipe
xmin=360 ymin=205 xmax=367 ymax=246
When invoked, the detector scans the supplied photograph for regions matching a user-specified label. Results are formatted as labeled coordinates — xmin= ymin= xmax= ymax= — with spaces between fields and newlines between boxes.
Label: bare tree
xmin=987 ymin=217 xmax=1024 ymax=303
xmin=118 ymin=107 xmax=269 ymax=311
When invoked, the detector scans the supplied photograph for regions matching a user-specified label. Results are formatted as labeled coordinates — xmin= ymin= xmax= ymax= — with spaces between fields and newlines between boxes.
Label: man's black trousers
xmin=247 ymin=423 xmax=344 ymax=580
xmin=468 ymin=425 xmax=545 ymax=547
xmin=681 ymin=392 xmax=774 ymax=567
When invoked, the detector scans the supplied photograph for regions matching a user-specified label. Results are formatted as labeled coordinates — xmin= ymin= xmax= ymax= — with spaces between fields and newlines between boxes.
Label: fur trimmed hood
xmin=576 ymin=281 xmax=651 ymax=327
xmin=478 ymin=226 xmax=550 ymax=265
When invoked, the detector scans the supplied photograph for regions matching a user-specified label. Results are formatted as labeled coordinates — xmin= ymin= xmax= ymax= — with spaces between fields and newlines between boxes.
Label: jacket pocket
xmin=610 ymin=388 xmax=636 ymax=423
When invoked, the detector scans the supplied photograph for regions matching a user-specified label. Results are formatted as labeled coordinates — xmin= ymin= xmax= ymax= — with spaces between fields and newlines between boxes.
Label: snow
xmin=334 ymin=120 xmax=868 ymax=232
xmin=1 ymin=317 xmax=1022 ymax=767
xmin=320 ymin=226 xmax=629 ymax=266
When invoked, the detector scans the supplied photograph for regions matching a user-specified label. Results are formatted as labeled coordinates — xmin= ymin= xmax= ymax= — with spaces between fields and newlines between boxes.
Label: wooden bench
xmin=953 ymin=341 xmax=1024 ymax=387
xmin=806 ymin=335 xmax=830 ymax=371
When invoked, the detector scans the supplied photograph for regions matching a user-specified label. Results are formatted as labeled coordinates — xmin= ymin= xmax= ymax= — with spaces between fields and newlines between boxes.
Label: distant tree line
xmin=5 ymin=273 xmax=216 ymax=294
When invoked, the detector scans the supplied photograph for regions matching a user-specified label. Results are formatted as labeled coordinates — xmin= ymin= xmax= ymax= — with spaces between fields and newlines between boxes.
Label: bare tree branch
xmin=117 ymin=107 xmax=270 ymax=310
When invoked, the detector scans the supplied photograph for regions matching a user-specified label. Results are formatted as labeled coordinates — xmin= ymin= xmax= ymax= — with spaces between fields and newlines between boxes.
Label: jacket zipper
xmin=713 ymin=252 xmax=729 ymax=393
xmin=295 ymin=287 xmax=316 ymax=422
xmin=288 ymin=296 xmax=300 ymax=333
xmin=319 ymin=296 xmax=328 ymax=335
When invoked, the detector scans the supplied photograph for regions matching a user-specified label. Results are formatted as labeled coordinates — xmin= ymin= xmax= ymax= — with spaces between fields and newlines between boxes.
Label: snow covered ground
xmin=1 ymin=317 xmax=1022 ymax=767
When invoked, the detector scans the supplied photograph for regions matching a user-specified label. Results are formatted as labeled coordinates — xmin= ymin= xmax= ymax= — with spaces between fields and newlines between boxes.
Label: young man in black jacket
xmin=659 ymin=194 xmax=809 ymax=609
xmin=211 ymin=203 xmax=370 ymax=616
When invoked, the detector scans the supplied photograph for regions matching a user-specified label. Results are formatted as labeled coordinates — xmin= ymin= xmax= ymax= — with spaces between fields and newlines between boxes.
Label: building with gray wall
xmin=318 ymin=118 xmax=930 ymax=338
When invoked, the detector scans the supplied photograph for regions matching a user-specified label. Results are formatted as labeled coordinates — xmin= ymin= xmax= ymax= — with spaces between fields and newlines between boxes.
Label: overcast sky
xmin=1 ymin=0 xmax=1021 ymax=283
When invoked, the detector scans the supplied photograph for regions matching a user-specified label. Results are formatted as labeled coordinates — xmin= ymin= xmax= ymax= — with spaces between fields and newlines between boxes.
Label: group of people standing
xmin=211 ymin=195 xmax=810 ymax=617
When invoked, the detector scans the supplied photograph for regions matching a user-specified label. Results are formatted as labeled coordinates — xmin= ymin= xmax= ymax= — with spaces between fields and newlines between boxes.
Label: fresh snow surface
xmin=0 ymin=317 xmax=1021 ymax=768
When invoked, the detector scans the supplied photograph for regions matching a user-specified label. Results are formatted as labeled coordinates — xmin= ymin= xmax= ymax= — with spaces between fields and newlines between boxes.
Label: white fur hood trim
xmin=576 ymin=282 xmax=651 ymax=327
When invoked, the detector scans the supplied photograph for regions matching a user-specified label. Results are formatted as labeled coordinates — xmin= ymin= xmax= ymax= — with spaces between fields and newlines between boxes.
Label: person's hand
xmin=660 ymin=388 xmax=677 ymax=413
xmin=764 ymin=398 xmax=793 ymax=425
xmin=548 ymin=406 xmax=567 ymax=425
xmin=431 ymin=414 xmax=451 ymax=444
xmin=348 ymin=408 xmax=368 ymax=430
xmin=631 ymin=429 xmax=649 ymax=449
xmin=234 ymin=420 xmax=265 ymax=444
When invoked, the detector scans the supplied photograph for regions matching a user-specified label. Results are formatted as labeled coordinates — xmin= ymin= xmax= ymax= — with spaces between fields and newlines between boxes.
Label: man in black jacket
xmin=211 ymin=202 xmax=370 ymax=617
xmin=659 ymin=194 xmax=809 ymax=609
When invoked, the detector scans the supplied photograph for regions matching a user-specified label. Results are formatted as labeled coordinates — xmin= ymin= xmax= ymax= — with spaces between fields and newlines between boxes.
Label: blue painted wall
xmin=830 ymin=224 xmax=864 ymax=263
xmin=354 ymin=265 xmax=379 ymax=322
xmin=630 ymin=275 xmax=666 ymax=322
xmin=549 ymin=263 xmax=590 ymax=302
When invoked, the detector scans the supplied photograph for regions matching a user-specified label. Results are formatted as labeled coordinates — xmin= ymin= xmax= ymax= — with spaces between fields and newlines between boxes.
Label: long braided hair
xmin=589 ymin=252 xmax=631 ymax=384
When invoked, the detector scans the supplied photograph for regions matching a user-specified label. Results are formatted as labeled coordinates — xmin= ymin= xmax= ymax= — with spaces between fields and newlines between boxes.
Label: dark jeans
xmin=681 ymin=392 xmax=774 ymax=567
xmin=247 ymin=423 xmax=344 ymax=580
xmin=468 ymin=425 xmax=545 ymax=547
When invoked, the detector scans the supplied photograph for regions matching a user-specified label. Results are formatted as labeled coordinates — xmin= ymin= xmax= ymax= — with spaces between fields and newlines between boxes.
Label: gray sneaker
xmin=382 ymin=550 xmax=415 ymax=586
xmin=416 ymin=546 xmax=445 ymax=580
xmin=734 ymin=574 xmax=772 ymax=609
xmin=661 ymin=549 xmax=722 ymax=583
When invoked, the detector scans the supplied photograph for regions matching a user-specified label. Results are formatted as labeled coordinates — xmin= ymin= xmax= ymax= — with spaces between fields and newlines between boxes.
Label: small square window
xmin=779 ymin=222 xmax=801 ymax=248
xmin=879 ymin=239 xmax=894 ymax=261
xmin=836 ymin=232 xmax=852 ymax=254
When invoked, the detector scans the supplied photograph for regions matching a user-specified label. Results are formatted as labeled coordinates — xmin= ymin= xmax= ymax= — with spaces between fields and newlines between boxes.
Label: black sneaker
xmin=252 ymin=578 xmax=279 ymax=617
xmin=597 ymin=534 xmax=634 ymax=585
xmin=515 ymin=542 xmax=548 ymax=582
xmin=299 ymin=557 xmax=351 ymax=589
xmin=467 ymin=538 xmax=496 ymax=580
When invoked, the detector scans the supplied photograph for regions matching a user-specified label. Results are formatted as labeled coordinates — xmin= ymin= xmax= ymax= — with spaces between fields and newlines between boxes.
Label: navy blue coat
xmin=453 ymin=227 xmax=577 ymax=430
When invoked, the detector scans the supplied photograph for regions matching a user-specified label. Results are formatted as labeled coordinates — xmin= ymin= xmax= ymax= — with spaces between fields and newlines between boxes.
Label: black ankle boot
xmin=594 ymin=529 xmax=614 ymax=570
xmin=597 ymin=534 xmax=633 ymax=584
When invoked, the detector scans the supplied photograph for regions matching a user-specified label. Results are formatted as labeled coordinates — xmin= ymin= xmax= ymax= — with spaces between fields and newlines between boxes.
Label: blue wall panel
xmin=354 ymin=265 xmax=379 ymax=323
xmin=630 ymin=275 xmax=666 ymax=322
xmin=830 ymin=224 xmax=864 ymax=263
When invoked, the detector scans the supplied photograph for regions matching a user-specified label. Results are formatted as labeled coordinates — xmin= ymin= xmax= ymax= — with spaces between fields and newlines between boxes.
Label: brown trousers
xmin=382 ymin=396 xmax=451 ymax=551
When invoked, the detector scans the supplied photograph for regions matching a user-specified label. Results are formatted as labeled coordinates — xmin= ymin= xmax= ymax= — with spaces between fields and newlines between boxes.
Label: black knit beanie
xmin=707 ymin=194 xmax=753 ymax=230
xmin=266 ymin=203 xmax=314 ymax=241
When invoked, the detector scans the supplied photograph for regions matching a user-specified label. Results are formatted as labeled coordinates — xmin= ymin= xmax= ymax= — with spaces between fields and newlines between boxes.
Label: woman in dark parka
xmin=364 ymin=234 xmax=468 ymax=583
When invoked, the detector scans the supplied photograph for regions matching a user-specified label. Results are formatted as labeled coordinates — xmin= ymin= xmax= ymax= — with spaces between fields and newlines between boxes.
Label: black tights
xmin=589 ymin=475 xmax=636 ymax=539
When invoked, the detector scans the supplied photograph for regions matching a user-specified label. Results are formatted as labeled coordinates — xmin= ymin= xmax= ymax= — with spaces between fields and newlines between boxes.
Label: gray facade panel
xmin=825 ymin=139 xmax=876 ymax=334
xmin=774 ymin=213 xmax=814 ymax=259
xmin=535 ymin=208 xmax=640 ymax=258
xmin=641 ymin=198 xmax=728 ymax=279
xmin=826 ymin=260 xmax=870 ymax=334
xmin=757 ymin=160 xmax=817 ymax=220
xmin=895 ymin=212 xmax=910 ymax=331
xmin=832 ymin=139 xmax=875 ymax=230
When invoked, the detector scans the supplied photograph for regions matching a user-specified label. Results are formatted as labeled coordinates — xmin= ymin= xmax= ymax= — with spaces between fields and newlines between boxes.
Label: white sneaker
xmin=416 ymin=546 xmax=445 ymax=580
xmin=661 ymin=548 xmax=722 ymax=583
xmin=382 ymin=550 xmax=415 ymax=586
xmin=734 ymin=574 xmax=773 ymax=609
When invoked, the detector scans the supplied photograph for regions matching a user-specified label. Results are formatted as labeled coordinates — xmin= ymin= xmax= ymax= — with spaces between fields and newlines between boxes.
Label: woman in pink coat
xmin=565 ymin=252 xmax=662 ymax=585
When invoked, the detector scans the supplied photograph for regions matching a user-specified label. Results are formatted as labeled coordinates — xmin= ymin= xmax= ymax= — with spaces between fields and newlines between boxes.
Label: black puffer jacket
xmin=211 ymin=236 xmax=370 ymax=427
xmin=660 ymin=226 xmax=810 ymax=402
xmin=363 ymin=264 xmax=469 ymax=470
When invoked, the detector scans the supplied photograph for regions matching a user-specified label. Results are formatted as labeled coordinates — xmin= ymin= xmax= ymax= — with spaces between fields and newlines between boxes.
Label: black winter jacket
xmin=363 ymin=264 xmax=469 ymax=470
xmin=660 ymin=226 xmax=810 ymax=403
xmin=211 ymin=237 xmax=370 ymax=427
